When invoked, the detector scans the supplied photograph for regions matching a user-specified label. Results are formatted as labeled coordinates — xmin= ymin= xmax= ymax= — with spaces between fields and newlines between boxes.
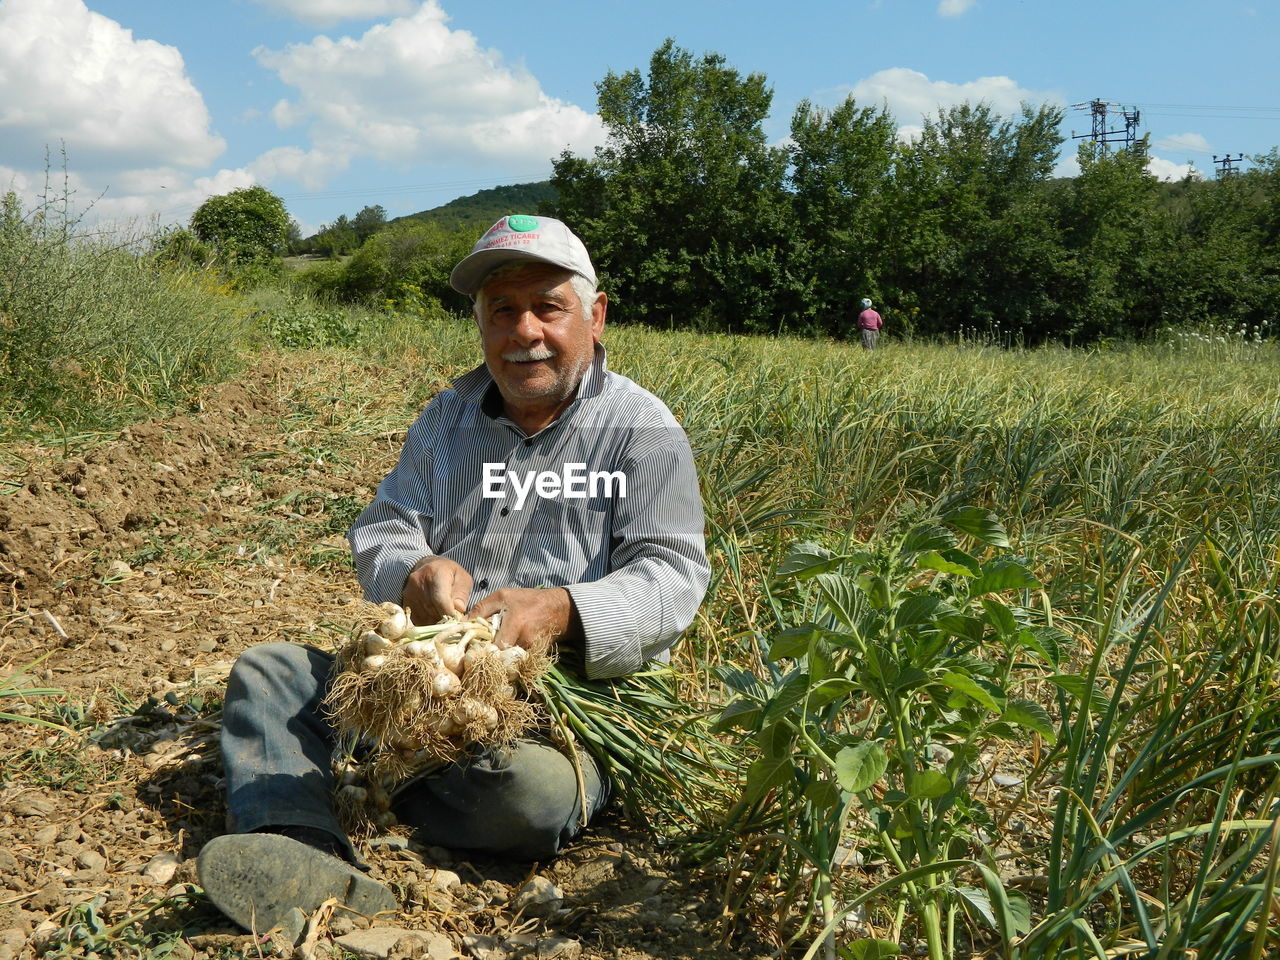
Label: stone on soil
xmin=141 ymin=852 xmax=182 ymax=884
xmin=511 ymin=877 xmax=562 ymax=918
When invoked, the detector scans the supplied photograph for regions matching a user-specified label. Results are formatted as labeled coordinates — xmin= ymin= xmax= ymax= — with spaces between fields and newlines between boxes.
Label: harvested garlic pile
xmin=324 ymin=602 xmax=549 ymax=777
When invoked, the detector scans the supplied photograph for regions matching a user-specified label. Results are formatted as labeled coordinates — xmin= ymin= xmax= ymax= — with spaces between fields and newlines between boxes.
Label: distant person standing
xmin=857 ymin=298 xmax=883 ymax=350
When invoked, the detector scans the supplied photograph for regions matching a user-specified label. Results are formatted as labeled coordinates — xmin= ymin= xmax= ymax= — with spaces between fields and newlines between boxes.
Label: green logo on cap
xmin=507 ymin=215 xmax=538 ymax=232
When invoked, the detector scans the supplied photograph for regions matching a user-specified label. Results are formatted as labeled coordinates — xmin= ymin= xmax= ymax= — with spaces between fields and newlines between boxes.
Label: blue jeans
xmin=221 ymin=642 xmax=609 ymax=862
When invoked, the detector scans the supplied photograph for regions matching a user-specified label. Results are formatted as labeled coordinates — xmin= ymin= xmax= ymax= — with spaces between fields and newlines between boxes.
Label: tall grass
xmin=245 ymin=307 xmax=1280 ymax=953
xmin=0 ymin=190 xmax=254 ymax=435
xmin=7 ymin=239 xmax=1279 ymax=955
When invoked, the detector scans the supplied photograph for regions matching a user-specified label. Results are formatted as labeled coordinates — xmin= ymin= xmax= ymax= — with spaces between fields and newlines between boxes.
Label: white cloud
xmin=246 ymin=146 xmax=351 ymax=192
xmin=938 ymin=0 xmax=977 ymax=16
xmin=0 ymin=0 xmax=225 ymax=173
xmin=83 ymin=167 xmax=260 ymax=232
xmin=1154 ymin=132 xmax=1212 ymax=156
xmin=250 ymin=0 xmax=417 ymax=27
xmin=253 ymin=1 xmax=605 ymax=173
xmin=1052 ymin=151 xmax=1202 ymax=182
xmin=1053 ymin=154 xmax=1081 ymax=179
xmin=896 ymin=124 xmax=924 ymax=144
xmin=0 ymin=0 xmax=255 ymax=228
xmin=1147 ymin=156 xmax=1200 ymax=181
xmin=840 ymin=67 xmax=1061 ymax=133
xmin=0 ymin=165 xmax=39 ymax=210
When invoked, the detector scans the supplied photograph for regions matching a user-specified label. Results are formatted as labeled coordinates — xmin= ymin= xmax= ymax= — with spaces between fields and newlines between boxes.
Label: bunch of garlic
xmin=325 ymin=602 xmax=548 ymax=776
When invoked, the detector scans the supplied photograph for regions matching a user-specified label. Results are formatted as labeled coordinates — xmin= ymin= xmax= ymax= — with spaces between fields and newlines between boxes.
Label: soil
xmin=0 ymin=354 xmax=774 ymax=960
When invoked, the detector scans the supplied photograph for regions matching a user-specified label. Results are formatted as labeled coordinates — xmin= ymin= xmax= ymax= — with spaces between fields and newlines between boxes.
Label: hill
xmin=392 ymin=180 xmax=557 ymax=232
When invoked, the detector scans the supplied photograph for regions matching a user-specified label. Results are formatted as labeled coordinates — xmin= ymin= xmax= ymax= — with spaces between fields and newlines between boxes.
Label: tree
xmin=314 ymin=215 xmax=359 ymax=258
xmin=309 ymin=220 xmax=474 ymax=312
xmin=190 ymin=186 xmax=290 ymax=264
xmin=886 ymin=102 xmax=1066 ymax=339
xmin=1140 ymin=160 xmax=1280 ymax=336
xmin=550 ymin=39 xmax=798 ymax=332
xmin=285 ymin=218 xmax=304 ymax=254
xmin=787 ymin=97 xmax=898 ymax=335
xmin=352 ymin=204 xmax=388 ymax=244
xmin=1052 ymin=141 xmax=1162 ymax=340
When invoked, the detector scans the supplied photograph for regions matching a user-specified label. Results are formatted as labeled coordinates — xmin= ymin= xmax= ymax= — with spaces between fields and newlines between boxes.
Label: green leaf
xmin=908 ymin=768 xmax=952 ymax=799
xmin=768 ymin=626 xmax=820 ymax=660
xmin=856 ymin=572 xmax=892 ymax=609
xmin=778 ymin=542 xmax=843 ymax=579
xmin=824 ymin=630 xmax=868 ymax=652
xmin=936 ymin=612 xmax=984 ymax=641
xmin=917 ymin=548 xmax=981 ymax=577
xmin=808 ymin=677 xmax=859 ymax=709
xmin=715 ymin=665 xmax=765 ymax=698
xmin=761 ymin=719 xmax=797 ymax=759
xmin=844 ymin=939 xmax=900 ymax=959
xmin=1011 ymin=626 xmax=1060 ymax=664
xmin=1007 ymin=890 xmax=1032 ymax=935
xmin=711 ymin=697 xmax=761 ymax=734
xmin=895 ymin=594 xmax=960 ymax=629
xmin=900 ymin=524 xmax=956 ymax=556
xmin=891 ymin=664 xmax=930 ymax=693
xmin=942 ymin=507 xmax=1011 ymax=548
xmin=954 ymin=885 xmax=997 ymax=930
xmin=1047 ymin=673 xmax=1110 ymax=714
xmin=834 ymin=741 xmax=888 ymax=793
xmin=889 ymin=807 xmax=913 ymax=838
xmin=1002 ymin=698 xmax=1056 ymax=741
xmin=980 ymin=597 xmax=1018 ymax=637
xmin=815 ymin=573 xmax=862 ymax=628
xmin=744 ymin=755 xmax=795 ymax=807
xmin=761 ymin=673 xmax=809 ymax=727
xmin=972 ymin=862 xmax=1034 ymax=943
xmin=968 ymin=560 xmax=1041 ymax=597
xmin=938 ymin=670 xmax=1006 ymax=713
xmin=803 ymin=777 xmax=841 ymax=811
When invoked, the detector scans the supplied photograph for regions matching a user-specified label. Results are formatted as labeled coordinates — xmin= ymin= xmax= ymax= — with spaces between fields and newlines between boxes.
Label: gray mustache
xmin=502 ymin=347 xmax=556 ymax=362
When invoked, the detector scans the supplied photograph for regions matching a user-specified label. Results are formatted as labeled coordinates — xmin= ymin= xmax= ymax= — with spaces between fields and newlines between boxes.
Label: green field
xmin=4 ymin=224 xmax=1280 ymax=957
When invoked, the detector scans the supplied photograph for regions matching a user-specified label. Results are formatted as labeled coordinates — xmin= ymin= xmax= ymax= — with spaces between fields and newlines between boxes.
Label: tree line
xmin=547 ymin=40 xmax=1280 ymax=343
xmin=178 ymin=40 xmax=1280 ymax=344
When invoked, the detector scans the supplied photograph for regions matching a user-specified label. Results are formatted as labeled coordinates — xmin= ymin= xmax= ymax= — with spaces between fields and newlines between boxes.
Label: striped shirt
xmin=347 ymin=345 xmax=709 ymax=679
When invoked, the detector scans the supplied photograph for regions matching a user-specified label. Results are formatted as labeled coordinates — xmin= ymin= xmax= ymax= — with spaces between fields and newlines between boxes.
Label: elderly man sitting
xmin=197 ymin=215 xmax=709 ymax=935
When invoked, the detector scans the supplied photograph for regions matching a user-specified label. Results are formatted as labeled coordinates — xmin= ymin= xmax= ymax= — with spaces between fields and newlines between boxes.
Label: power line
xmin=1118 ymin=101 xmax=1280 ymax=122
xmin=149 ymin=170 xmax=554 ymax=223
xmin=1071 ymin=100 xmax=1142 ymax=151
xmin=272 ymin=171 xmax=553 ymax=204
xmin=1137 ymin=102 xmax=1280 ymax=113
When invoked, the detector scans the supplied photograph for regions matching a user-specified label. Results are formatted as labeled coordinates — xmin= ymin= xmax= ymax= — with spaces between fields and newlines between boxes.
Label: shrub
xmin=250 ymin=290 xmax=365 ymax=349
xmin=0 ymin=190 xmax=252 ymax=433
xmin=190 ymin=186 xmax=290 ymax=265
xmin=301 ymin=220 xmax=474 ymax=313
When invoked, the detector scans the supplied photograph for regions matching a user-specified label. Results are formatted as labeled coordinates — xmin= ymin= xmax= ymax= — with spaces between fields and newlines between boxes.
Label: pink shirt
xmin=857 ymin=309 xmax=882 ymax=331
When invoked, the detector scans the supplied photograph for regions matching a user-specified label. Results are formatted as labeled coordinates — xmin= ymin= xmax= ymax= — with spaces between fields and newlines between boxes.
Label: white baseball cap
xmin=449 ymin=214 xmax=597 ymax=296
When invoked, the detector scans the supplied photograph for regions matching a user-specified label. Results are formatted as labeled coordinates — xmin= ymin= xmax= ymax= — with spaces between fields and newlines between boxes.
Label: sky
xmin=2 ymin=0 xmax=1279 ymax=236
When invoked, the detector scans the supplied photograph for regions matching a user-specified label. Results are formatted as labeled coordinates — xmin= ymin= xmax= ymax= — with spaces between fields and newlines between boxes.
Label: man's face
xmin=475 ymin=263 xmax=605 ymax=411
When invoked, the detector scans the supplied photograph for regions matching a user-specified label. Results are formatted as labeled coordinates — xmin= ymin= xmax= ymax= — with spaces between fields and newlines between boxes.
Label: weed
xmin=0 ymin=654 xmax=69 ymax=730
xmin=0 ymin=188 xmax=252 ymax=436
xmin=41 ymin=890 xmax=200 ymax=959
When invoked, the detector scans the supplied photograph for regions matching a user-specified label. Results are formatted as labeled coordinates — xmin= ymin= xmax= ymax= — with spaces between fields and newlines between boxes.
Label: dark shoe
xmin=197 ymin=833 xmax=397 ymax=934
xmin=264 ymin=825 xmax=349 ymax=861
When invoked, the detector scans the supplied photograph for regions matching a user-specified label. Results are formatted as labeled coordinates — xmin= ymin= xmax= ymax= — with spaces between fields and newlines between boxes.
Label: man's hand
xmin=469 ymin=587 xmax=576 ymax=653
xmin=402 ymin=555 xmax=472 ymax=625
